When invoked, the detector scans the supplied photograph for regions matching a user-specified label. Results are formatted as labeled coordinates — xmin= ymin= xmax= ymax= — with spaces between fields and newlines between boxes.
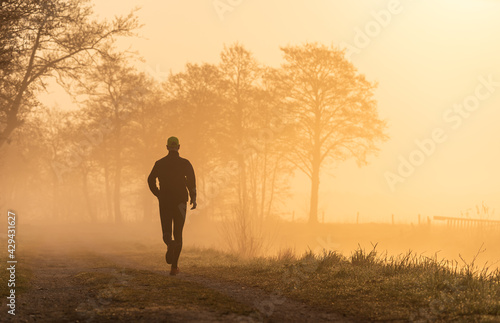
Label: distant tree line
xmin=0 ymin=0 xmax=388 ymax=235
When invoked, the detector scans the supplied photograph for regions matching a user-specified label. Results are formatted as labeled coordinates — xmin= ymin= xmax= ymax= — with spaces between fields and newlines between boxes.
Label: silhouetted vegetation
xmin=185 ymin=245 xmax=500 ymax=321
xmin=1 ymin=36 xmax=387 ymax=234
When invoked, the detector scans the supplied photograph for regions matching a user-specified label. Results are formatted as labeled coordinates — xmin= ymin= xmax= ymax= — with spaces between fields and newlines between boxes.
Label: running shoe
xmin=170 ymin=266 xmax=180 ymax=276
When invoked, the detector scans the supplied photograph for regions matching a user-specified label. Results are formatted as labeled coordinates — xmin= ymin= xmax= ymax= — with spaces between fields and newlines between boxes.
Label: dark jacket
xmin=147 ymin=151 xmax=196 ymax=203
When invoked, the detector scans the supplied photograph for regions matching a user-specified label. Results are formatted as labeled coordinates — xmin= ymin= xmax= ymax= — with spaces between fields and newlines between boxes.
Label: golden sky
xmin=41 ymin=0 xmax=500 ymax=223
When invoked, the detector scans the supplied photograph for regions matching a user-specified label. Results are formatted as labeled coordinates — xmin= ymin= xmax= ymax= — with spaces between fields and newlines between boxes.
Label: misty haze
xmin=1 ymin=0 xmax=500 ymax=322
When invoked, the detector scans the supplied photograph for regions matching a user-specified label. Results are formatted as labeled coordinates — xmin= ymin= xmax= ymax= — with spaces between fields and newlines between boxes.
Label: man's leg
xmin=171 ymin=202 xmax=187 ymax=269
xmin=158 ymin=198 xmax=173 ymax=248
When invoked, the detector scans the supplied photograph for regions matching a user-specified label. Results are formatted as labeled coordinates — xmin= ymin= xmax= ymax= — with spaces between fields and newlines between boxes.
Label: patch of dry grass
xmin=182 ymin=245 xmax=500 ymax=321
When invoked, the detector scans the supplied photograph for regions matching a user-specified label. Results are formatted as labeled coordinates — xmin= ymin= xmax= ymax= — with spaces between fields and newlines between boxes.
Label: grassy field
xmin=2 ymin=222 xmax=500 ymax=321
xmin=181 ymin=245 xmax=500 ymax=321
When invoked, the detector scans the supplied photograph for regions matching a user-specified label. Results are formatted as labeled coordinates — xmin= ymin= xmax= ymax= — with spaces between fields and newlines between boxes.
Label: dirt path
xmin=9 ymin=234 xmax=352 ymax=322
xmin=95 ymin=249 xmax=350 ymax=323
xmin=14 ymin=239 xmax=242 ymax=322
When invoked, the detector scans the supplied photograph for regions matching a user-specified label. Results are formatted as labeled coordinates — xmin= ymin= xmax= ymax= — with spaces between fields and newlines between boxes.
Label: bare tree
xmin=125 ymin=78 xmax=164 ymax=222
xmin=219 ymin=43 xmax=261 ymax=219
xmin=277 ymin=43 xmax=388 ymax=223
xmin=77 ymin=54 xmax=147 ymax=223
xmin=215 ymin=44 xmax=293 ymax=256
xmin=0 ymin=0 xmax=139 ymax=148
xmin=164 ymin=62 xmax=227 ymax=218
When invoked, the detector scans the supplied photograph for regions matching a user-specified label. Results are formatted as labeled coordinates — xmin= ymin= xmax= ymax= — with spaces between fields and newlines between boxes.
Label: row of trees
xmin=0 ymin=0 xmax=388 ymax=233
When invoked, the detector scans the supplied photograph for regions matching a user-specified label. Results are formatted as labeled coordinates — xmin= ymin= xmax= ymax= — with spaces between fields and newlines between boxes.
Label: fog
xmin=2 ymin=0 xmax=500 ymax=272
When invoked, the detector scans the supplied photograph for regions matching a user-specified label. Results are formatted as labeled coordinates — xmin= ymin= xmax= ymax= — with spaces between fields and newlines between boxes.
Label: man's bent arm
xmin=186 ymin=161 xmax=196 ymax=202
xmin=147 ymin=163 xmax=160 ymax=197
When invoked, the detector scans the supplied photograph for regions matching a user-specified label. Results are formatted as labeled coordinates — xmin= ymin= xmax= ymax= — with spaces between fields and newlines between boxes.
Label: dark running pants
xmin=158 ymin=199 xmax=187 ymax=268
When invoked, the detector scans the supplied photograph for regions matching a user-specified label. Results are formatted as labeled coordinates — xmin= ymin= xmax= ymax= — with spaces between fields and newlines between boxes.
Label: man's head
xmin=167 ymin=136 xmax=180 ymax=151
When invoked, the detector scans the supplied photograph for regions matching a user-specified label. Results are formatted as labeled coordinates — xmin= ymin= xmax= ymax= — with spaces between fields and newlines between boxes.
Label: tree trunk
xmin=236 ymin=86 xmax=249 ymax=231
xmin=113 ymin=149 xmax=122 ymax=223
xmin=309 ymin=160 xmax=320 ymax=224
xmin=309 ymin=118 xmax=321 ymax=224
xmin=142 ymin=175 xmax=153 ymax=222
xmin=82 ymin=167 xmax=95 ymax=222
xmin=238 ymin=154 xmax=248 ymax=215
xmin=0 ymin=119 xmax=20 ymax=148
xmin=52 ymin=179 xmax=59 ymax=220
xmin=266 ymin=157 xmax=279 ymax=220
xmin=104 ymin=159 xmax=112 ymax=221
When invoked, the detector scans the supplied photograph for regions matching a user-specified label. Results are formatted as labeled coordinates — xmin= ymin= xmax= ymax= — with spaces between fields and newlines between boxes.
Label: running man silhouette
xmin=148 ymin=136 xmax=197 ymax=276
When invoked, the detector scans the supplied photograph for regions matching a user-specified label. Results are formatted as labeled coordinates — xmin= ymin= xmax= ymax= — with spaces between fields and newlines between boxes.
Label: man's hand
xmin=190 ymin=200 xmax=197 ymax=210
